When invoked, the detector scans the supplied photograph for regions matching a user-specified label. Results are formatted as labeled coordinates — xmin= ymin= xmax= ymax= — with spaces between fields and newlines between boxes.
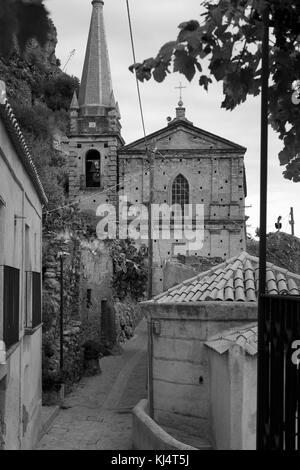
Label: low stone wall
xmin=132 ymin=399 xmax=197 ymax=451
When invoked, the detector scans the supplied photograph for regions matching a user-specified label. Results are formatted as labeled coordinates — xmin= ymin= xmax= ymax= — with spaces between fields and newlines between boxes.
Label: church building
xmin=66 ymin=0 xmax=247 ymax=295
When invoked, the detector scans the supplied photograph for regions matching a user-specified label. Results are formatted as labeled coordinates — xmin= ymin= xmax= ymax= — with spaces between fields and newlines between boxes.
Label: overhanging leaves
xmin=130 ymin=0 xmax=300 ymax=182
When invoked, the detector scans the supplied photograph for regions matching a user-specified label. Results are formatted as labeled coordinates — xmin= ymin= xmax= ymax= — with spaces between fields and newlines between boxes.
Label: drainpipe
xmin=257 ymin=5 xmax=269 ymax=450
xmin=18 ymin=187 xmax=25 ymax=448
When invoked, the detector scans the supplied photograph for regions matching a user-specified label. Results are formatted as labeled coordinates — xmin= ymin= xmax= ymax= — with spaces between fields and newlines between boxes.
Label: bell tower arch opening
xmin=86 ymin=149 xmax=101 ymax=188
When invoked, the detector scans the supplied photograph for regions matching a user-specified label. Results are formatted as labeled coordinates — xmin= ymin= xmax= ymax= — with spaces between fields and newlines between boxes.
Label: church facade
xmin=66 ymin=0 xmax=247 ymax=295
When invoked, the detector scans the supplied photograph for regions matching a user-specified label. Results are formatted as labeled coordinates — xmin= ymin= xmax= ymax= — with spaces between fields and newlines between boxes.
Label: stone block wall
xmin=42 ymin=234 xmax=83 ymax=385
xmin=79 ymin=240 xmax=114 ymax=347
xmin=65 ymin=134 xmax=121 ymax=212
xmin=42 ymin=235 xmax=143 ymax=389
xmin=114 ymin=299 xmax=144 ymax=344
xmin=119 ymin=152 xmax=246 ymax=295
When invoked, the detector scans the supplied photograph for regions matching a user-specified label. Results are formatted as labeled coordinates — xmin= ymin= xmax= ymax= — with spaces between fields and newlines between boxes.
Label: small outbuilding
xmin=140 ymin=251 xmax=300 ymax=448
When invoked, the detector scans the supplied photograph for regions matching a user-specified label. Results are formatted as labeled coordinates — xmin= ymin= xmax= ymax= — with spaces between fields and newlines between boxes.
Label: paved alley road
xmin=37 ymin=319 xmax=148 ymax=450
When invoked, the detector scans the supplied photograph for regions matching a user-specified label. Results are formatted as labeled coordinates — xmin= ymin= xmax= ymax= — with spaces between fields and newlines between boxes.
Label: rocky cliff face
xmin=24 ymin=19 xmax=59 ymax=69
xmin=0 ymin=18 xmax=60 ymax=105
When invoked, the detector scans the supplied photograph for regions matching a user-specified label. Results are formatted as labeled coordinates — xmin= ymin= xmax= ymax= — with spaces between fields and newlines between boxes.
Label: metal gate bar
xmin=258 ymin=294 xmax=300 ymax=450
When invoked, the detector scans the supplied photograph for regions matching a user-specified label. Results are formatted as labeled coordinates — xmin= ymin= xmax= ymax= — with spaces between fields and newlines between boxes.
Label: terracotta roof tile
xmin=153 ymin=252 xmax=300 ymax=304
xmin=235 ymin=286 xmax=246 ymax=302
xmin=205 ymin=323 xmax=258 ymax=355
xmin=224 ymin=278 xmax=234 ymax=301
xmin=288 ymin=278 xmax=300 ymax=295
xmin=277 ymin=272 xmax=288 ymax=294
xmin=266 ymin=269 xmax=278 ymax=294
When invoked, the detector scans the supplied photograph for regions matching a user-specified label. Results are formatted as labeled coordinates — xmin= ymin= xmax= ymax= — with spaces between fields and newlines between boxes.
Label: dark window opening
xmin=32 ymin=272 xmax=42 ymax=328
xmin=86 ymin=150 xmax=101 ymax=188
xmin=3 ymin=266 xmax=20 ymax=349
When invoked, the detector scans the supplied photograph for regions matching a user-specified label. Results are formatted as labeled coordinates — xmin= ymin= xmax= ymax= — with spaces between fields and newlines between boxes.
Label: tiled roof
xmin=205 ymin=323 xmax=258 ymax=356
xmin=0 ymin=82 xmax=47 ymax=204
xmin=154 ymin=251 xmax=300 ymax=303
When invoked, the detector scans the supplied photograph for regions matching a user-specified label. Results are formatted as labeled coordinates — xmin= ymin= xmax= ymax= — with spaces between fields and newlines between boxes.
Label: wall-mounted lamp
xmin=152 ymin=320 xmax=161 ymax=336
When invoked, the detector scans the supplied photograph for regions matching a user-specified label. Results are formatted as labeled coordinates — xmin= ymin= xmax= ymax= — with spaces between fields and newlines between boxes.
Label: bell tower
xmin=67 ymin=0 xmax=123 ymax=211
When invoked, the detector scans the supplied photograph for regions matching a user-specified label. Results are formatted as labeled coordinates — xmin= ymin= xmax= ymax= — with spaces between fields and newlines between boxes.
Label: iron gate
xmin=257 ymin=294 xmax=300 ymax=450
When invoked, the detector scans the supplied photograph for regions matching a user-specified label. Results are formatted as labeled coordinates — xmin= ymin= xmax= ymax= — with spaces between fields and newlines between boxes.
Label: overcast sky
xmin=45 ymin=0 xmax=299 ymax=237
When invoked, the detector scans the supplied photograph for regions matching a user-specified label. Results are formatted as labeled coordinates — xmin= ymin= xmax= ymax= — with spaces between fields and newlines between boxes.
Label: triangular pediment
xmin=120 ymin=120 xmax=246 ymax=154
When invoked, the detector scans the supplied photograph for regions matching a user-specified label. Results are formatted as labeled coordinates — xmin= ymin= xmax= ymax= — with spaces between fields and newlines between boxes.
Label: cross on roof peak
xmin=175 ymin=82 xmax=187 ymax=104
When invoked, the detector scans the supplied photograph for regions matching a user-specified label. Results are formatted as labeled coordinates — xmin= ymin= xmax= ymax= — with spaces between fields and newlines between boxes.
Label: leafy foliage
xmin=109 ymin=239 xmax=148 ymax=301
xmin=8 ymin=72 xmax=88 ymax=237
xmin=131 ymin=0 xmax=300 ymax=182
xmin=0 ymin=0 xmax=51 ymax=58
xmin=11 ymin=101 xmax=51 ymax=139
xmin=43 ymin=74 xmax=79 ymax=112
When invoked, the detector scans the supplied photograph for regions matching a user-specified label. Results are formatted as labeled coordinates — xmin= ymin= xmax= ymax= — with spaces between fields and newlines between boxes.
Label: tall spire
xmin=78 ymin=0 xmax=114 ymax=115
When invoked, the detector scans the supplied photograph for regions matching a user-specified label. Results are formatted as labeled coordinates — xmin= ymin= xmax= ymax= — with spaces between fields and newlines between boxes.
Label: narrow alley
xmin=36 ymin=320 xmax=148 ymax=450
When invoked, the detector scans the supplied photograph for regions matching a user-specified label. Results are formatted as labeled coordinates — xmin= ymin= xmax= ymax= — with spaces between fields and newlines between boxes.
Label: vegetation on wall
xmin=43 ymin=74 xmax=80 ymax=112
xmin=109 ymin=239 xmax=148 ymax=301
xmin=247 ymin=231 xmax=300 ymax=274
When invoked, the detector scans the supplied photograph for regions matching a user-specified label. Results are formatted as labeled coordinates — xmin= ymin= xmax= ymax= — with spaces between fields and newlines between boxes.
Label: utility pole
xmin=58 ymin=250 xmax=69 ymax=372
xmin=147 ymin=149 xmax=155 ymax=300
xmin=257 ymin=5 xmax=269 ymax=451
xmin=289 ymin=207 xmax=295 ymax=236
xmin=59 ymin=254 xmax=64 ymax=372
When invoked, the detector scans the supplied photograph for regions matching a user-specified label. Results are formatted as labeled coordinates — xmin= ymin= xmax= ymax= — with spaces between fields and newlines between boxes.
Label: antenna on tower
xmin=62 ymin=49 xmax=76 ymax=73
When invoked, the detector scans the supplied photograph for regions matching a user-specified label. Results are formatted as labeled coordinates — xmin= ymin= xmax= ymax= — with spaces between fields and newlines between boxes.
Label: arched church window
xmin=172 ymin=174 xmax=189 ymax=210
xmin=86 ymin=150 xmax=101 ymax=187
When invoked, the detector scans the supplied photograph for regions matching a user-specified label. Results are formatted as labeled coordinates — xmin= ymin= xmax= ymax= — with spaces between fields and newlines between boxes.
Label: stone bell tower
xmin=67 ymin=0 xmax=124 ymax=211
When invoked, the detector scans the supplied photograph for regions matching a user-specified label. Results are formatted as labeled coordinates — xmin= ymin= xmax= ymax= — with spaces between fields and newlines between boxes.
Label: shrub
xmin=109 ymin=239 xmax=148 ymax=301
xmin=82 ymin=340 xmax=103 ymax=360
xmin=42 ymin=370 xmax=63 ymax=392
xmin=43 ymin=73 xmax=79 ymax=111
